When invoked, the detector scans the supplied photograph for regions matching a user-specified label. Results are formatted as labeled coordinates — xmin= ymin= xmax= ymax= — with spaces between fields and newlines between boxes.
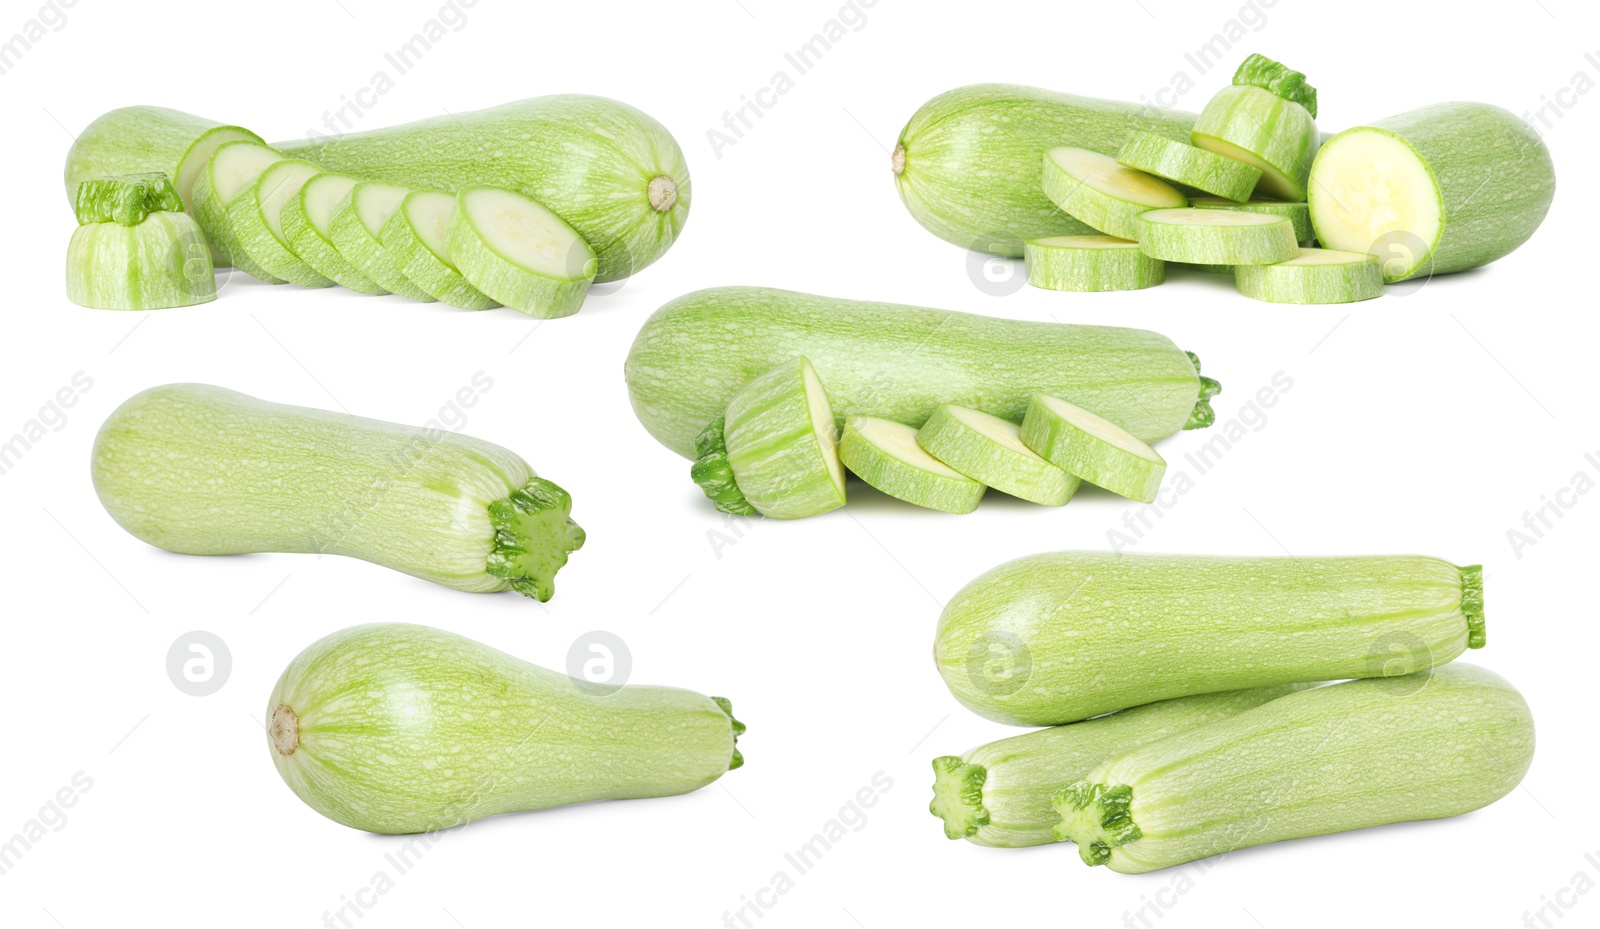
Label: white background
xmin=1 ymin=1 xmax=1596 ymax=927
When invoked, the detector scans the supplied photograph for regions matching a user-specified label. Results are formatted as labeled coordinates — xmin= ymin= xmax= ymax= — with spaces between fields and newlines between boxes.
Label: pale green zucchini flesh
xmin=1020 ymin=394 xmax=1166 ymax=503
xmin=328 ymin=181 xmax=437 ymax=302
xmin=1115 ymin=131 xmax=1262 ymax=203
xmin=1189 ymin=197 xmax=1315 ymax=245
xmin=1136 ymin=208 xmax=1299 ymax=265
xmin=915 ymin=405 xmax=1078 ymax=507
xmin=380 ymin=191 xmax=499 ymax=309
xmin=1023 ymin=235 xmax=1164 ymax=292
xmin=91 ymin=384 xmax=584 ymax=601
xmin=447 ymin=186 xmax=596 ymax=318
xmin=227 ymin=159 xmax=334 ymax=287
xmin=1308 ymin=103 xmax=1556 ymax=282
xmin=269 ymin=623 xmax=743 ymax=834
xmin=934 ymin=552 xmax=1486 ymax=726
xmin=930 ymin=684 xmax=1309 ymax=847
xmin=841 ymin=415 xmax=985 ymax=514
xmin=281 ymin=173 xmax=388 ymax=295
xmin=1053 ymin=664 xmax=1532 ymax=872
xmin=189 ymin=140 xmax=286 ymax=283
xmin=893 ymin=84 xmax=1196 ymax=255
xmin=1234 ymin=247 xmax=1384 ymax=304
xmin=625 ymin=288 xmax=1221 ymax=460
xmin=1041 ymin=147 xmax=1186 ymax=240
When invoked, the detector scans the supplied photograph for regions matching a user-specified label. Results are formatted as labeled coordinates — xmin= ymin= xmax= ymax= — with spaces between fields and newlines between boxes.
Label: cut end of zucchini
xmin=842 ymin=415 xmax=986 ymax=514
xmin=1137 ymin=208 xmax=1299 ymax=266
xmin=1020 ymin=394 xmax=1166 ymax=503
xmin=1042 ymin=147 xmax=1187 ymax=240
xmin=930 ymin=755 xmax=989 ymax=839
xmin=74 ymin=172 xmax=185 ymax=226
xmin=1116 ymin=131 xmax=1262 ymax=203
xmin=691 ymin=417 xmax=758 ymax=516
xmin=1234 ymin=247 xmax=1384 ymax=304
xmin=1051 ymin=782 xmax=1143 ymax=865
xmin=1307 ymin=128 xmax=1442 ymax=282
xmin=1024 ymin=235 xmax=1165 ymax=293
xmin=450 ymin=186 xmax=596 ymax=318
xmin=66 ymin=212 xmax=218 ymax=311
xmin=648 ymin=175 xmax=679 ymax=213
xmin=916 ymin=405 xmax=1080 ymax=506
xmin=1233 ymin=53 xmax=1317 ymax=118
xmin=485 ymin=477 xmax=586 ymax=602
xmin=269 ymin=704 xmax=300 ymax=756
xmin=1461 ymin=564 xmax=1485 ymax=649
xmin=1185 ymin=352 xmax=1222 ymax=431
xmin=711 ymin=696 xmax=746 ymax=770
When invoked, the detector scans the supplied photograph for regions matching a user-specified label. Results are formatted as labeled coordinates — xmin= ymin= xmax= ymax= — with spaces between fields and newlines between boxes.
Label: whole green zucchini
xmin=935 ymin=552 xmax=1484 ymax=726
xmin=625 ymin=287 xmax=1219 ymax=460
xmin=893 ymin=84 xmax=1196 ymax=256
xmin=91 ymin=384 xmax=584 ymax=601
xmin=269 ymin=623 xmax=743 ymax=834
xmin=1054 ymin=664 xmax=1533 ymax=872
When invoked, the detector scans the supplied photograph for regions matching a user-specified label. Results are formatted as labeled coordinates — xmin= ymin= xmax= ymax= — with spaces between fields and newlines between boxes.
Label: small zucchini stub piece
xmin=1136 ymin=208 xmax=1299 ymax=265
xmin=328 ymin=181 xmax=437 ymax=302
xmin=1189 ymin=197 xmax=1314 ymax=245
xmin=1020 ymin=394 xmax=1165 ymax=503
xmin=226 ymin=158 xmax=335 ymax=287
xmin=67 ymin=173 xmax=216 ymax=310
xmin=1235 ymin=248 xmax=1384 ymax=305
xmin=280 ymin=173 xmax=388 ymax=295
xmin=1041 ymin=147 xmax=1186 ymax=240
xmin=1192 ymin=54 xmax=1318 ymax=201
xmin=691 ymin=356 xmax=846 ymax=519
xmin=380 ymin=191 xmax=499 ymax=309
xmin=1115 ymin=131 xmax=1262 ymax=203
xmin=1023 ymin=235 xmax=1164 ymax=292
xmin=842 ymin=415 xmax=985 ymax=514
xmin=915 ymin=405 xmax=1078 ymax=506
xmin=448 ymin=187 xmax=597 ymax=318
xmin=1052 ymin=663 xmax=1533 ymax=872
xmin=189 ymin=140 xmax=287 ymax=283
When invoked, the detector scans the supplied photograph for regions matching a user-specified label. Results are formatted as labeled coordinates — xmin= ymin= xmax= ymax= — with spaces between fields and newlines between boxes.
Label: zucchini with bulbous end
xmin=934 ymin=552 xmax=1486 ymax=726
xmin=1041 ymin=147 xmax=1186 ymax=240
xmin=842 ymin=416 xmax=984 ymax=514
xmin=91 ymin=383 xmax=584 ymax=601
xmin=189 ymin=140 xmax=286 ymax=283
xmin=1020 ymin=394 xmax=1165 ymax=503
xmin=447 ymin=187 xmax=596 ymax=318
xmin=268 ymin=623 xmax=743 ymax=834
xmin=1116 ymin=131 xmax=1262 ymax=203
xmin=915 ymin=405 xmax=1078 ymax=506
xmin=227 ymin=159 xmax=333 ymax=287
xmin=1136 ymin=208 xmax=1299 ymax=265
xmin=691 ymin=357 xmax=845 ymax=519
xmin=1192 ymin=54 xmax=1318 ymax=200
xmin=328 ymin=181 xmax=436 ymax=302
xmin=931 ymin=684 xmax=1309 ymax=847
xmin=625 ymin=287 xmax=1222 ymax=460
xmin=1234 ymin=248 xmax=1384 ymax=304
xmin=1023 ymin=235 xmax=1164 ymax=292
xmin=1189 ymin=197 xmax=1314 ymax=245
xmin=1309 ymin=103 xmax=1556 ymax=282
xmin=67 ymin=173 xmax=216 ymax=310
xmin=281 ymin=174 xmax=388 ymax=294
xmin=381 ymin=191 xmax=498 ymax=309
xmin=893 ymin=84 xmax=1197 ymax=255
xmin=1053 ymin=664 xmax=1532 ymax=871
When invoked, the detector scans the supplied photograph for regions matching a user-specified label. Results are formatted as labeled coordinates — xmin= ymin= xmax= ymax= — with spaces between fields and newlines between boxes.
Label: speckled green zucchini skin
xmin=268 ymin=623 xmax=743 ymax=834
xmin=91 ymin=384 xmax=584 ymax=601
xmin=934 ymin=552 xmax=1485 ymax=726
xmin=893 ymin=84 xmax=1196 ymax=256
xmin=1116 ymin=131 xmax=1262 ymax=202
xmin=1054 ymin=664 xmax=1533 ymax=872
xmin=624 ymin=287 xmax=1218 ymax=460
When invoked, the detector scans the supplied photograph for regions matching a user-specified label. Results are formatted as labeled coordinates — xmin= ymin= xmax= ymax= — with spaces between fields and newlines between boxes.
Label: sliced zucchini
xmin=1019 ymin=394 xmax=1165 ymax=503
xmin=328 ymin=182 xmax=436 ymax=302
xmin=1023 ymin=235 xmax=1164 ymax=292
xmin=1041 ymin=147 xmax=1186 ymax=240
xmin=226 ymin=159 xmax=334 ymax=287
xmin=280 ymin=174 xmax=387 ymax=295
xmin=1234 ymin=248 xmax=1384 ymax=304
xmin=189 ymin=140 xmax=286 ymax=284
xmin=447 ymin=187 xmax=597 ymax=318
xmin=1189 ymin=197 xmax=1314 ymax=245
xmin=916 ymin=405 xmax=1079 ymax=506
xmin=1192 ymin=55 xmax=1318 ymax=201
xmin=379 ymin=191 xmax=499 ymax=310
xmin=67 ymin=173 xmax=215 ymax=311
xmin=842 ymin=416 xmax=985 ymax=514
xmin=1135 ymin=208 xmax=1299 ymax=265
xmin=1116 ymin=131 xmax=1261 ymax=203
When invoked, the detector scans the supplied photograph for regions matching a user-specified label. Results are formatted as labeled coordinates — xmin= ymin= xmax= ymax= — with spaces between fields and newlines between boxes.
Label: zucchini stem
xmin=929 ymin=756 xmax=990 ymax=839
xmin=690 ymin=418 xmax=758 ymax=516
xmin=485 ymin=478 xmax=586 ymax=602
xmin=1462 ymin=565 xmax=1486 ymax=649
xmin=1052 ymin=782 xmax=1143 ymax=866
xmin=270 ymin=705 xmax=300 ymax=756
xmin=1183 ymin=351 xmax=1223 ymax=430
xmin=711 ymin=697 xmax=747 ymax=770
xmin=648 ymin=175 xmax=679 ymax=213
xmin=892 ymin=144 xmax=906 ymax=176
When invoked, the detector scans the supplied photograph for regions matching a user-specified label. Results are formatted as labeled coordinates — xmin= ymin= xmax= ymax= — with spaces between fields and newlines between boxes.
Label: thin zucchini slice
xmin=1023 ymin=235 xmax=1164 ymax=292
xmin=1234 ymin=248 xmax=1384 ymax=304
xmin=379 ymin=191 xmax=499 ymax=310
xmin=841 ymin=415 xmax=984 ymax=514
xmin=1135 ymin=208 xmax=1299 ymax=265
xmin=226 ymin=159 xmax=334 ymax=287
xmin=189 ymin=140 xmax=286 ymax=283
xmin=447 ymin=186 xmax=596 ymax=318
xmin=280 ymin=173 xmax=387 ymax=294
xmin=915 ymin=405 xmax=1078 ymax=506
xmin=1189 ymin=197 xmax=1314 ymax=245
xmin=328 ymin=182 xmax=437 ymax=302
xmin=1116 ymin=131 xmax=1262 ymax=203
xmin=1019 ymin=393 xmax=1165 ymax=503
xmin=1041 ymin=147 xmax=1186 ymax=240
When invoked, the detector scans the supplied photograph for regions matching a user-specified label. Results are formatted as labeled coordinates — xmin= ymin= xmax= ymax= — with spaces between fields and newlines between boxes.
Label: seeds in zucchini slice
xmin=916 ymin=405 xmax=1078 ymax=506
xmin=694 ymin=356 xmax=846 ymax=519
xmin=1023 ymin=235 xmax=1164 ymax=292
xmin=1041 ymin=147 xmax=1186 ymax=240
xmin=448 ymin=187 xmax=597 ymax=319
xmin=189 ymin=140 xmax=287 ymax=283
xmin=1115 ymin=131 xmax=1262 ymax=203
xmin=1019 ymin=394 xmax=1165 ymax=503
xmin=328 ymin=182 xmax=437 ymax=302
xmin=1135 ymin=208 xmax=1298 ymax=265
xmin=841 ymin=415 xmax=984 ymax=514
xmin=1189 ymin=196 xmax=1314 ymax=245
xmin=1234 ymin=248 xmax=1384 ymax=305
xmin=281 ymin=174 xmax=388 ymax=295
xmin=226 ymin=159 xmax=334 ymax=287
xmin=380 ymin=191 xmax=499 ymax=310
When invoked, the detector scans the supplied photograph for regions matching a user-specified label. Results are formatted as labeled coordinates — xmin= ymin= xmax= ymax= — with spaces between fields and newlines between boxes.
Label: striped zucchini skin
xmin=91 ymin=384 xmax=583 ymax=599
xmin=894 ymin=85 xmax=1196 ymax=256
xmin=935 ymin=552 xmax=1485 ymax=726
xmin=278 ymin=95 xmax=690 ymax=283
xmin=63 ymin=106 xmax=263 ymax=212
xmin=269 ymin=623 xmax=742 ymax=834
xmin=1192 ymin=85 xmax=1317 ymax=200
xmin=1055 ymin=664 xmax=1533 ymax=872
xmin=624 ymin=287 xmax=1215 ymax=460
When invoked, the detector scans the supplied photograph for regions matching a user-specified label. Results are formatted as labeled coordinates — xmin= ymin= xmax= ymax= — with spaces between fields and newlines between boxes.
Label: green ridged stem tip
xmin=74 ymin=172 xmax=185 ymax=226
xmin=1233 ymin=53 xmax=1318 ymax=118
xmin=1183 ymin=351 xmax=1223 ymax=430
xmin=929 ymin=756 xmax=990 ymax=839
xmin=690 ymin=417 xmax=758 ymax=516
xmin=485 ymin=477 xmax=586 ymax=602
xmin=1052 ymin=782 xmax=1143 ymax=866
xmin=712 ymin=696 xmax=746 ymax=770
xmin=1462 ymin=564 xmax=1486 ymax=649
